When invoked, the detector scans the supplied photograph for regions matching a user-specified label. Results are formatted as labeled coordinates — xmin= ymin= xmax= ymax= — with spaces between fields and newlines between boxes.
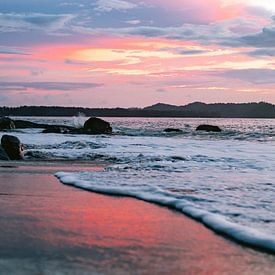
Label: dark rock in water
xmin=1 ymin=135 xmax=24 ymax=160
xmin=164 ymin=128 xmax=183 ymax=133
xmin=42 ymin=126 xmax=71 ymax=134
xmin=0 ymin=117 xmax=15 ymax=130
xmin=83 ymin=117 xmax=112 ymax=134
xmin=14 ymin=120 xmax=75 ymax=131
xmin=196 ymin=124 xmax=222 ymax=132
xmin=68 ymin=128 xmax=87 ymax=135
xmin=24 ymin=151 xmax=48 ymax=159
xmin=0 ymin=145 xmax=10 ymax=160
xmin=1 ymin=117 xmax=111 ymax=135
xmin=14 ymin=120 xmax=42 ymax=129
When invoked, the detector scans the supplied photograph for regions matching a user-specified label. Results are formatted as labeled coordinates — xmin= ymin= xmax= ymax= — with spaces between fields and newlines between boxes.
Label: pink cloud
xmin=146 ymin=0 xmax=244 ymax=22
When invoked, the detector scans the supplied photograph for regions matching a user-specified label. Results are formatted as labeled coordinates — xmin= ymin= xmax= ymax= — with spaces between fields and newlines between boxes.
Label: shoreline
xmin=1 ymin=163 xmax=275 ymax=274
xmin=0 ymin=160 xmax=107 ymax=174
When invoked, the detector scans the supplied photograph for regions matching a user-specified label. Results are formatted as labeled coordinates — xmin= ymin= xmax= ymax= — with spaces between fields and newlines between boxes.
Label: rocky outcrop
xmin=0 ymin=117 xmax=41 ymax=129
xmin=0 ymin=116 xmax=112 ymax=135
xmin=196 ymin=124 xmax=222 ymax=132
xmin=42 ymin=126 xmax=71 ymax=134
xmin=13 ymin=120 xmax=40 ymax=128
xmin=14 ymin=120 xmax=75 ymax=131
xmin=42 ymin=117 xmax=112 ymax=135
xmin=0 ymin=117 xmax=15 ymax=130
xmin=0 ymin=145 xmax=10 ymax=160
xmin=163 ymin=128 xmax=183 ymax=133
xmin=1 ymin=135 xmax=24 ymax=160
xmin=83 ymin=117 xmax=112 ymax=134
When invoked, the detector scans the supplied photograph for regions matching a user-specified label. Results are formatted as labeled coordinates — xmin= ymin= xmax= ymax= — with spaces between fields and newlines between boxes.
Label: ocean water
xmin=3 ymin=117 xmax=275 ymax=252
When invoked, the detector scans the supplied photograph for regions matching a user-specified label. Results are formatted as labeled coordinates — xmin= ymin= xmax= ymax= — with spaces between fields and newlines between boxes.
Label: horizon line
xmin=0 ymin=101 xmax=274 ymax=109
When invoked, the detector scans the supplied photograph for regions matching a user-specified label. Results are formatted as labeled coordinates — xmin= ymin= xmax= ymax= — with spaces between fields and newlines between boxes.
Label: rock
xmin=0 ymin=117 xmax=15 ymax=130
xmin=0 ymin=145 xmax=10 ymax=160
xmin=24 ymin=151 xmax=47 ymax=159
xmin=83 ymin=117 xmax=112 ymax=134
xmin=1 ymin=135 xmax=24 ymax=160
xmin=42 ymin=126 xmax=71 ymax=134
xmin=14 ymin=120 xmax=42 ymax=128
xmin=14 ymin=120 xmax=73 ymax=130
xmin=13 ymin=120 xmax=75 ymax=132
xmin=1 ymin=117 xmax=111 ymax=135
xmin=196 ymin=124 xmax=222 ymax=132
xmin=164 ymin=128 xmax=183 ymax=133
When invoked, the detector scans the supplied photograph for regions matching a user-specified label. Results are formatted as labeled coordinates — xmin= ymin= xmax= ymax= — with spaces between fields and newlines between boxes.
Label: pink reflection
xmin=1 ymin=173 xmax=275 ymax=273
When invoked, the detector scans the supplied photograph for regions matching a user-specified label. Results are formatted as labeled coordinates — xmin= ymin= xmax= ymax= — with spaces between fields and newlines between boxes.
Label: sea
xmin=4 ymin=116 xmax=275 ymax=253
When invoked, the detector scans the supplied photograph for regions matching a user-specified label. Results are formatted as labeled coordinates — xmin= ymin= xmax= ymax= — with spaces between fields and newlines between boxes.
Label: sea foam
xmin=56 ymin=171 xmax=275 ymax=253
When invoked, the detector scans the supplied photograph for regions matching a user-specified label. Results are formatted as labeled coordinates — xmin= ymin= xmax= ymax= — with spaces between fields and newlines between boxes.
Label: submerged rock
xmin=14 ymin=119 xmax=75 ymax=131
xmin=42 ymin=126 xmax=71 ymax=134
xmin=14 ymin=120 xmax=42 ymax=128
xmin=0 ymin=117 xmax=15 ymax=130
xmin=163 ymin=128 xmax=183 ymax=133
xmin=1 ymin=135 xmax=24 ymax=160
xmin=196 ymin=124 xmax=222 ymax=132
xmin=24 ymin=150 xmax=48 ymax=159
xmin=83 ymin=117 xmax=112 ymax=134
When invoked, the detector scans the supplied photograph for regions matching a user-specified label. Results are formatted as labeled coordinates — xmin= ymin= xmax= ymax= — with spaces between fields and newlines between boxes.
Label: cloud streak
xmin=94 ymin=0 xmax=137 ymax=12
xmin=0 ymin=82 xmax=103 ymax=91
xmin=0 ymin=13 xmax=74 ymax=33
xmin=218 ymin=69 xmax=275 ymax=84
xmin=0 ymin=46 xmax=30 ymax=55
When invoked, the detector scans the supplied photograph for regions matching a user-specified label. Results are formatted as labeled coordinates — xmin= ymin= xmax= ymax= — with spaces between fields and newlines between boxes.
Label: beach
xmin=1 ymin=163 xmax=275 ymax=275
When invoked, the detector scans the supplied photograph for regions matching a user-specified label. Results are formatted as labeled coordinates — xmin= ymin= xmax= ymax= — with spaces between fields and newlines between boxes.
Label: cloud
xmin=156 ymin=88 xmax=167 ymax=93
xmin=0 ymin=13 xmax=74 ymax=33
xmin=0 ymin=46 xmax=30 ymax=55
xmin=126 ymin=20 xmax=141 ymax=25
xmin=58 ymin=1 xmax=85 ymax=8
xmin=127 ymin=26 xmax=167 ymax=37
xmin=30 ymin=69 xmax=44 ymax=76
xmin=94 ymin=0 xmax=137 ymax=12
xmin=241 ymin=27 xmax=275 ymax=48
xmin=218 ymin=69 xmax=275 ymax=84
xmin=71 ymin=14 xmax=275 ymax=51
xmin=64 ymin=59 xmax=88 ymax=65
xmin=244 ymin=5 xmax=273 ymax=18
xmin=178 ymin=49 xmax=209 ymax=55
xmin=0 ymin=82 xmax=103 ymax=91
xmin=247 ymin=48 xmax=275 ymax=57
xmin=0 ymin=6 xmax=270 ymax=52
xmin=72 ymin=20 xmax=243 ymax=47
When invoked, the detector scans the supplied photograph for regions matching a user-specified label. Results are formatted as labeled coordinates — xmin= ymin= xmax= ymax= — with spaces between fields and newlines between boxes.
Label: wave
xmin=114 ymin=127 xmax=274 ymax=142
xmin=55 ymin=171 xmax=275 ymax=254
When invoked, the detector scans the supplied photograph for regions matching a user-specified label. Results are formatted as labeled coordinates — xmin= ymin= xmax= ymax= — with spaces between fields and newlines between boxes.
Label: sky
xmin=1 ymin=0 xmax=275 ymax=107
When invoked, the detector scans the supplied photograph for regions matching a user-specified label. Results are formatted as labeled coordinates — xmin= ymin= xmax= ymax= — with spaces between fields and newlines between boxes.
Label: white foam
xmin=56 ymin=171 xmax=275 ymax=253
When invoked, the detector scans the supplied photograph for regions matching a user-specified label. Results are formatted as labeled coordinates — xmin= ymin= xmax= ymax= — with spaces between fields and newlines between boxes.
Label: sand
xmin=1 ymin=163 xmax=275 ymax=274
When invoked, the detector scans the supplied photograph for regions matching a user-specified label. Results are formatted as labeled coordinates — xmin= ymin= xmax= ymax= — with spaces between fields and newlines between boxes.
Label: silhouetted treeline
xmin=144 ymin=102 xmax=275 ymax=118
xmin=0 ymin=102 xmax=274 ymax=118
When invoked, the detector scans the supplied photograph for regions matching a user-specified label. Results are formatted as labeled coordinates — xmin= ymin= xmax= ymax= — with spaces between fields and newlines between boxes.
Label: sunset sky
xmin=1 ymin=0 xmax=275 ymax=107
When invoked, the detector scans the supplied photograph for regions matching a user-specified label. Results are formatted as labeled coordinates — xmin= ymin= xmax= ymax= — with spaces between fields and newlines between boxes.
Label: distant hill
xmin=143 ymin=103 xmax=183 ymax=111
xmin=0 ymin=102 xmax=274 ymax=118
xmin=144 ymin=102 xmax=275 ymax=118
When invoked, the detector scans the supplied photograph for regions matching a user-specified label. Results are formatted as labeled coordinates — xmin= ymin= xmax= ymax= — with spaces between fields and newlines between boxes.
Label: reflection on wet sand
xmin=0 ymin=171 xmax=275 ymax=274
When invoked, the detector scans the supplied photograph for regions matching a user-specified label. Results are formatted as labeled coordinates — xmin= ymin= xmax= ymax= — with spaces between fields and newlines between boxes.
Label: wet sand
xmin=1 ymin=165 xmax=275 ymax=274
